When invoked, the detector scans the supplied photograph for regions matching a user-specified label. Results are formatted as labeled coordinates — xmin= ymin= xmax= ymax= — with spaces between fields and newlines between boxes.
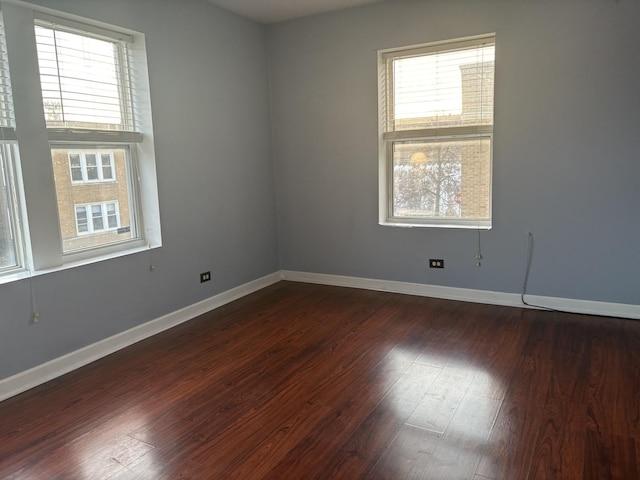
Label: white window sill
xmin=0 ymin=242 xmax=161 ymax=286
xmin=379 ymin=220 xmax=492 ymax=230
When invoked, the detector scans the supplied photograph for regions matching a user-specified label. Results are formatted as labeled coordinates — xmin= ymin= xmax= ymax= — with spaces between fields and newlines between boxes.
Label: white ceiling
xmin=207 ymin=0 xmax=391 ymax=24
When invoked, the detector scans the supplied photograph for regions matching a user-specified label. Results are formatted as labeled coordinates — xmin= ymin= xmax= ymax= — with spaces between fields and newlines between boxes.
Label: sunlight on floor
xmin=380 ymin=347 xmax=504 ymax=476
xmin=73 ymin=407 xmax=158 ymax=479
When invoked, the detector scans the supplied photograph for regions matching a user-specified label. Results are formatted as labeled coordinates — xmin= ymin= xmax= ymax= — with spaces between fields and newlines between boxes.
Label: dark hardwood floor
xmin=1 ymin=281 xmax=639 ymax=479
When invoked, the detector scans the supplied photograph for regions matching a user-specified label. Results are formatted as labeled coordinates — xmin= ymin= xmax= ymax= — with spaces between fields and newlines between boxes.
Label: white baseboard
xmin=3 ymin=268 xmax=637 ymax=403
xmin=0 ymin=272 xmax=282 ymax=402
xmin=281 ymin=270 xmax=640 ymax=320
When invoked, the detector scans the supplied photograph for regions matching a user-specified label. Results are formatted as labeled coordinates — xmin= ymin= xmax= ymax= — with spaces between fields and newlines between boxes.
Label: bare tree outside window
xmin=43 ymin=100 xmax=62 ymax=122
xmin=393 ymin=142 xmax=462 ymax=218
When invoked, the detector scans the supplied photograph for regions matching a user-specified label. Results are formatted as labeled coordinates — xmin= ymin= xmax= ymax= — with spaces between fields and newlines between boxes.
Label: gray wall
xmin=3 ymin=0 xmax=640 ymax=382
xmin=268 ymin=0 xmax=640 ymax=305
xmin=0 ymin=0 xmax=279 ymax=379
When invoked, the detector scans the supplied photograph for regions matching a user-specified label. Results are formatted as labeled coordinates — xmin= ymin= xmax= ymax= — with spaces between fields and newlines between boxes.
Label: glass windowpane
xmin=85 ymin=154 xmax=98 ymax=180
xmin=101 ymin=154 xmax=113 ymax=180
xmin=392 ymin=138 xmax=491 ymax=220
xmin=69 ymin=153 xmax=83 ymax=181
xmin=106 ymin=203 xmax=118 ymax=229
xmin=75 ymin=206 xmax=88 ymax=233
xmin=91 ymin=204 xmax=104 ymax=231
xmin=52 ymin=146 xmax=137 ymax=253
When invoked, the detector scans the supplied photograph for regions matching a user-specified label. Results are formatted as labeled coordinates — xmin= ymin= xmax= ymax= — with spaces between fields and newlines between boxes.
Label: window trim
xmin=378 ymin=34 xmax=496 ymax=229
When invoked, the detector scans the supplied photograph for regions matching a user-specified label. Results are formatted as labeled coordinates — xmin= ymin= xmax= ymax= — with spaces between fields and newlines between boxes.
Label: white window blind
xmin=0 ymin=10 xmax=15 ymax=138
xmin=34 ymin=18 xmax=135 ymax=133
xmin=382 ymin=37 xmax=495 ymax=137
xmin=379 ymin=35 xmax=496 ymax=228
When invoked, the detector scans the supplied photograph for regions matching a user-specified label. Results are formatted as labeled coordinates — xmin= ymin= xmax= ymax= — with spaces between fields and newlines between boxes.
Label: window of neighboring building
xmin=69 ymin=151 xmax=116 ymax=183
xmin=75 ymin=201 xmax=120 ymax=235
xmin=379 ymin=35 xmax=496 ymax=228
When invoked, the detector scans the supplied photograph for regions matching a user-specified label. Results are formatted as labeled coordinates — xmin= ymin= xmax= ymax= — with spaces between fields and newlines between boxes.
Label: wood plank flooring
xmin=1 ymin=281 xmax=639 ymax=479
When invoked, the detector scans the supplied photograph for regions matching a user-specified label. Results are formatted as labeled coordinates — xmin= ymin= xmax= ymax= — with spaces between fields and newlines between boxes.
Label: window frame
xmin=378 ymin=34 xmax=496 ymax=229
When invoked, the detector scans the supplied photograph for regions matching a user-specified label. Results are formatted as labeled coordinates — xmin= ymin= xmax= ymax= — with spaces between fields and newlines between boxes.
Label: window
xmin=0 ymin=10 xmax=23 ymax=274
xmin=34 ymin=18 xmax=144 ymax=255
xmin=0 ymin=144 xmax=22 ymax=273
xmin=75 ymin=201 xmax=119 ymax=235
xmin=379 ymin=35 xmax=495 ymax=228
xmin=0 ymin=2 xmax=161 ymax=276
xmin=69 ymin=151 xmax=115 ymax=183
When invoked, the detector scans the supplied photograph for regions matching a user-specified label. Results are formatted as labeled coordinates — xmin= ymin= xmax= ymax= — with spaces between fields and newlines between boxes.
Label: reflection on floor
xmin=1 ymin=281 xmax=639 ymax=479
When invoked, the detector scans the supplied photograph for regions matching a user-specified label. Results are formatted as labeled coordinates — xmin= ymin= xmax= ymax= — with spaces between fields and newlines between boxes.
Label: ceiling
xmin=206 ymin=0 xmax=392 ymax=24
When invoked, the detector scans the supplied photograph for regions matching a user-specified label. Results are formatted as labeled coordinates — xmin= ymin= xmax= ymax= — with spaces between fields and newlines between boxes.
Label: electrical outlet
xmin=429 ymin=259 xmax=444 ymax=269
xmin=200 ymin=271 xmax=211 ymax=283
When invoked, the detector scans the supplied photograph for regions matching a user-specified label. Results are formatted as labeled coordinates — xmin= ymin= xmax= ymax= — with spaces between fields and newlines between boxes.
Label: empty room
xmin=1 ymin=0 xmax=639 ymax=478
